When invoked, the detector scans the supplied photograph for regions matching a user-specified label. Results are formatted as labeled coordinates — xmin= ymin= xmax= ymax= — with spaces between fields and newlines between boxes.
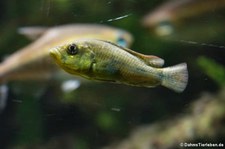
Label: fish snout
xmin=49 ymin=47 xmax=61 ymax=60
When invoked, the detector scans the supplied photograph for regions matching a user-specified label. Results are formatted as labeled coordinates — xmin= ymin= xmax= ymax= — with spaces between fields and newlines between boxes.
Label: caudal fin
xmin=162 ymin=63 xmax=188 ymax=92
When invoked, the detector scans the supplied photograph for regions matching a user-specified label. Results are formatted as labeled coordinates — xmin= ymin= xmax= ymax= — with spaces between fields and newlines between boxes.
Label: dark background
xmin=0 ymin=0 xmax=224 ymax=148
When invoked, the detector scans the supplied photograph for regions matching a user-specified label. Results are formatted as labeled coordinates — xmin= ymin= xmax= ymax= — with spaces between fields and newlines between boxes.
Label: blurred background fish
xmin=0 ymin=24 xmax=133 ymax=83
xmin=142 ymin=0 xmax=225 ymax=41
xmin=0 ymin=24 xmax=133 ymax=111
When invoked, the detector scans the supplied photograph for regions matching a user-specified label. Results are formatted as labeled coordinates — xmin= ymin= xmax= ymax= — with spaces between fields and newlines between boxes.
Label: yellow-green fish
xmin=50 ymin=39 xmax=188 ymax=92
xmin=0 ymin=24 xmax=133 ymax=83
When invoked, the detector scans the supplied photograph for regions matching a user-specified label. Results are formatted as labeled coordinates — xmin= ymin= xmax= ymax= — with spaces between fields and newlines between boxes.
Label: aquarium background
xmin=0 ymin=0 xmax=225 ymax=149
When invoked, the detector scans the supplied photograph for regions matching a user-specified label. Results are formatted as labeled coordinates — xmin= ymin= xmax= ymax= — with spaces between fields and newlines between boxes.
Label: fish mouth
xmin=49 ymin=47 xmax=61 ymax=60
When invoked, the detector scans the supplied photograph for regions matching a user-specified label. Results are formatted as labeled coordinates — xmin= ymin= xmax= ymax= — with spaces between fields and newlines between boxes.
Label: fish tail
xmin=161 ymin=63 xmax=188 ymax=92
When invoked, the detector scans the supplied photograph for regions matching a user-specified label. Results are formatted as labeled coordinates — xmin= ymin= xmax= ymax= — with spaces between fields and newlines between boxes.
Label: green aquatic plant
xmin=104 ymin=88 xmax=225 ymax=149
xmin=197 ymin=56 xmax=225 ymax=86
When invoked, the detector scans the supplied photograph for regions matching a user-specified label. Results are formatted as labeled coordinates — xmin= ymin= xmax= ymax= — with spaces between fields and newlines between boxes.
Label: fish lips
xmin=49 ymin=47 xmax=60 ymax=59
xmin=49 ymin=47 xmax=63 ymax=65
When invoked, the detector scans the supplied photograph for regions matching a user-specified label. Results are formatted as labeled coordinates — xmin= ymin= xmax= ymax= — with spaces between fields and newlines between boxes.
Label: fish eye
xmin=67 ymin=44 xmax=78 ymax=55
xmin=159 ymin=20 xmax=171 ymax=26
xmin=156 ymin=21 xmax=174 ymax=36
xmin=117 ymin=37 xmax=127 ymax=47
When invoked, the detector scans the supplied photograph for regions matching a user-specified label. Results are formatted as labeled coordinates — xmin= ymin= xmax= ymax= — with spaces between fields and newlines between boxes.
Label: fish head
xmin=115 ymin=30 xmax=133 ymax=48
xmin=59 ymin=24 xmax=133 ymax=48
xmin=49 ymin=40 xmax=95 ymax=75
xmin=142 ymin=12 xmax=174 ymax=36
xmin=100 ymin=27 xmax=133 ymax=48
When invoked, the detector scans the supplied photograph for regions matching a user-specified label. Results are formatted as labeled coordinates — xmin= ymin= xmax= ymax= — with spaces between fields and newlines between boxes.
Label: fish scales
xmin=89 ymin=41 xmax=160 ymax=85
xmin=50 ymin=39 xmax=188 ymax=92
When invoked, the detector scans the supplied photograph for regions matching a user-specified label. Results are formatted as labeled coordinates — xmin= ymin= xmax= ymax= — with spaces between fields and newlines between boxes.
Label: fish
xmin=49 ymin=39 xmax=188 ymax=92
xmin=0 ymin=24 xmax=133 ymax=83
xmin=142 ymin=0 xmax=225 ymax=36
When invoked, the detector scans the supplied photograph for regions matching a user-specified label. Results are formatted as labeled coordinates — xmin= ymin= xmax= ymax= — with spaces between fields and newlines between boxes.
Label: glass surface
xmin=0 ymin=0 xmax=224 ymax=149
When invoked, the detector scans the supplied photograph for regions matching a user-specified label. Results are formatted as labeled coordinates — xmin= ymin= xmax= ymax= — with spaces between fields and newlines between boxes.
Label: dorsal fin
xmin=103 ymin=40 xmax=165 ymax=67
xmin=18 ymin=26 xmax=48 ymax=40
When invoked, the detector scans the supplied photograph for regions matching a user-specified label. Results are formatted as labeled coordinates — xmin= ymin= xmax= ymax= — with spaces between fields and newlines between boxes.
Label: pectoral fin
xmin=18 ymin=26 xmax=48 ymax=40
